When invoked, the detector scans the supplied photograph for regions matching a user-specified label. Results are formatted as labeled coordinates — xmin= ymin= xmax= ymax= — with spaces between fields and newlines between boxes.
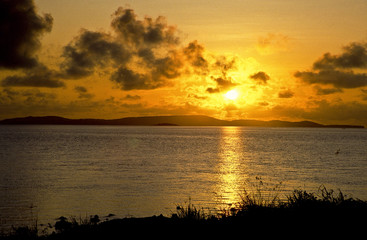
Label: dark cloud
xmin=295 ymin=41 xmax=367 ymax=89
xmin=313 ymin=42 xmax=367 ymax=70
xmin=59 ymin=8 xmax=186 ymax=90
xmin=111 ymin=60 xmax=182 ymax=90
xmin=74 ymin=86 xmax=93 ymax=99
xmin=1 ymin=65 xmax=64 ymax=88
xmin=21 ymin=89 xmax=57 ymax=104
xmin=0 ymin=0 xmax=53 ymax=69
xmin=0 ymin=6 xmax=237 ymax=92
xmin=183 ymin=40 xmax=209 ymax=73
xmin=123 ymin=94 xmax=141 ymax=100
xmin=278 ymin=89 xmax=294 ymax=98
xmin=214 ymin=56 xmax=236 ymax=77
xmin=206 ymin=87 xmax=220 ymax=93
xmin=206 ymin=76 xmax=237 ymax=94
xmin=110 ymin=48 xmax=182 ymax=90
xmin=2 ymin=75 xmax=64 ymax=88
xmin=0 ymin=88 xmax=56 ymax=112
xmin=295 ymin=70 xmax=367 ymax=89
xmin=109 ymin=8 xmax=184 ymax=90
xmin=213 ymin=77 xmax=237 ymax=89
xmin=60 ymin=30 xmax=131 ymax=79
xmin=0 ymin=0 xmax=60 ymax=88
xmin=250 ymin=71 xmax=270 ymax=84
xmin=205 ymin=55 xmax=238 ymax=94
xmin=0 ymin=88 xmax=19 ymax=103
xmin=111 ymin=67 xmax=153 ymax=90
xmin=111 ymin=8 xmax=179 ymax=47
xmin=150 ymin=54 xmax=183 ymax=79
xmin=314 ymin=86 xmax=343 ymax=95
xmin=74 ymin=86 xmax=87 ymax=93
xmin=258 ymin=101 xmax=269 ymax=107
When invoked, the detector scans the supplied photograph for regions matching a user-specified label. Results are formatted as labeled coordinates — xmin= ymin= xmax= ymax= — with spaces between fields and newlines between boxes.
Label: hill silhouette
xmin=0 ymin=115 xmax=364 ymax=128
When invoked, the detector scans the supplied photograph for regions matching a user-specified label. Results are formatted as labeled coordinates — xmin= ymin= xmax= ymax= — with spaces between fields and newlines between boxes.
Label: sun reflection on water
xmin=216 ymin=127 xmax=247 ymax=207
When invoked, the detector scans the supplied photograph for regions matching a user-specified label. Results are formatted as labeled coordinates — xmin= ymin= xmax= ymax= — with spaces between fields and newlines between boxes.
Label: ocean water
xmin=0 ymin=125 xmax=366 ymax=229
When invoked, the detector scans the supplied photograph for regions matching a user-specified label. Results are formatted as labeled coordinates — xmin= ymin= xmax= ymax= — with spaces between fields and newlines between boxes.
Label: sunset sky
xmin=1 ymin=0 xmax=367 ymax=125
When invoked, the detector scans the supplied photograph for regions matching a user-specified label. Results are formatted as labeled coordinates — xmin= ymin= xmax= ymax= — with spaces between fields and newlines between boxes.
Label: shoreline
xmin=0 ymin=116 xmax=364 ymax=128
xmin=2 ymin=187 xmax=367 ymax=238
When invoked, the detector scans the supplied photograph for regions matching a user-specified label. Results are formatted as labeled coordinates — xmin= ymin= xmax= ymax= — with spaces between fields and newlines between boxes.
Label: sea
xmin=0 ymin=125 xmax=366 ymax=230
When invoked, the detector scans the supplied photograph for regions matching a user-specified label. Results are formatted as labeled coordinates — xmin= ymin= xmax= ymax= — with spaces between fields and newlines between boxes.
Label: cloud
xmin=250 ymin=71 xmax=270 ymax=84
xmin=213 ymin=77 xmax=237 ymax=89
xmin=0 ymin=0 xmax=53 ymax=69
xmin=205 ymin=55 xmax=238 ymax=93
xmin=295 ymin=69 xmax=367 ymax=88
xmin=60 ymin=30 xmax=131 ymax=79
xmin=21 ymin=89 xmax=57 ymax=104
xmin=0 ymin=88 xmax=56 ymax=108
xmin=313 ymin=42 xmax=367 ymax=70
xmin=295 ymin=41 xmax=367 ymax=89
xmin=122 ymin=94 xmax=141 ymax=100
xmin=74 ymin=86 xmax=87 ymax=93
xmin=278 ymin=89 xmax=294 ymax=98
xmin=111 ymin=67 xmax=154 ymax=90
xmin=109 ymin=8 xmax=186 ymax=90
xmin=74 ymin=86 xmax=93 ymax=99
xmin=1 ymin=6 xmax=238 ymax=92
xmin=0 ymin=88 xmax=19 ymax=103
xmin=1 ymin=65 xmax=64 ymax=88
xmin=214 ymin=56 xmax=237 ymax=77
xmin=111 ymin=8 xmax=179 ymax=47
xmin=0 ymin=5 xmax=241 ymax=93
xmin=110 ymin=52 xmax=183 ymax=90
xmin=206 ymin=87 xmax=220 ymax=93
xmin=206 ymin=76 xmax=237 ymax=93
xmin=183 ymin=40 xmax=209 ymax=74
xmin=314 ymin=86 xmax=343 ymax=95
xmin=258 ymin=101 xmax=269 ymax=107
xmin=59 ymin=8 xmax=187 ymax=90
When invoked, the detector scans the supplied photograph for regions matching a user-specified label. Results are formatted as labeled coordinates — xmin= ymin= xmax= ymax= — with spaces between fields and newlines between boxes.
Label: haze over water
xmin=1 ymin=125 xmax=366 ymax=230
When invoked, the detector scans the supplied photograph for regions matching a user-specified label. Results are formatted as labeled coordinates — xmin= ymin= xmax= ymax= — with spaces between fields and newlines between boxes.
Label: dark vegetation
xmin=2 ymin=184 xmax=367 ymax=239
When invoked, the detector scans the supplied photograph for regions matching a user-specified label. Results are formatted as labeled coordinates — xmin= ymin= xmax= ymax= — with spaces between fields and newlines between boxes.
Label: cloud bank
xmin=1 ymin=5 xmax=242 ymax=93
xmin=295 ymin=42 xmax=367 ymax=89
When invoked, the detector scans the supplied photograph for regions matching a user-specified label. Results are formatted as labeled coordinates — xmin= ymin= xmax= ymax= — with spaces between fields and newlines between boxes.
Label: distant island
xmin=0 ymin=115 xmax=364 ymax=128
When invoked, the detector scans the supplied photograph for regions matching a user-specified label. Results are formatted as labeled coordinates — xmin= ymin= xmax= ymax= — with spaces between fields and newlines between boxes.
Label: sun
xmin=224 ymin=89 xmax=239 ymax=100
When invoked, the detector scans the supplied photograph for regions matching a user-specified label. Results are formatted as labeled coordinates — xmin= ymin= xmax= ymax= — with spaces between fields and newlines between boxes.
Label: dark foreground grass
xmin=2 ymin=186 xmax=367 ymax=239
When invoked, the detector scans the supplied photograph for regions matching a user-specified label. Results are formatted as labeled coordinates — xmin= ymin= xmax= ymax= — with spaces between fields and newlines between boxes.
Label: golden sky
xmin=1 ymin=0 xmax=367 ymax=125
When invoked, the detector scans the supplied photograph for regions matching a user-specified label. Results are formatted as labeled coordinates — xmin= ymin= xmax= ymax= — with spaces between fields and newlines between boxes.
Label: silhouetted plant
xmin=286 ymin=189 xmax=318 ymax=208
xmin=54 ymin=216 xmax=72 ymax=233
xmin=175 ymin=198 xmax=208 ymax=221
xmin=228 ymin=177 xmax=283 ymax=216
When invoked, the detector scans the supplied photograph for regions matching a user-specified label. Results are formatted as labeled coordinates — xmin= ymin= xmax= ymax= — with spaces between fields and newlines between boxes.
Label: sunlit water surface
xmin=0 ymin=125 xmax=366 ymax=230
